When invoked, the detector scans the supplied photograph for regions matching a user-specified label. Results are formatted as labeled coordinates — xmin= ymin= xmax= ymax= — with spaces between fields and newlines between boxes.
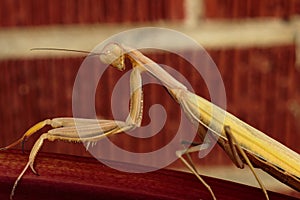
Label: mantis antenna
xmin=30 ymin=47 xmax=105 ymax=57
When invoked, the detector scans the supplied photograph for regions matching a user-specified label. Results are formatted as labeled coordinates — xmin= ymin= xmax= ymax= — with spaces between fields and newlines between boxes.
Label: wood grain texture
xmin=0 ymin=150 xmax=299 ymax=200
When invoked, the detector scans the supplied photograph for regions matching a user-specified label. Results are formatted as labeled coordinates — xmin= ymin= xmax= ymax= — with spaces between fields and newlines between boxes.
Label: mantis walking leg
xmin=177 ymin=125 xmax=269 ymax=200
xmin=176 ymin=149 xmax=216 ymax=200
xmin=223 ymin=126 xmax=269 ymax=200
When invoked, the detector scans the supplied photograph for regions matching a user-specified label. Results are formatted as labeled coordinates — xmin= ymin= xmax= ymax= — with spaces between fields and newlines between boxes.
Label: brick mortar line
xmin=0 ymin=19 xmax=298 ymax=60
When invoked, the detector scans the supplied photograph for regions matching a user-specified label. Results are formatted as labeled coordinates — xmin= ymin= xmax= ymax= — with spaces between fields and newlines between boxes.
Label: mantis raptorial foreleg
xmin=2 ymin=65 xmax=144 ymax=154
xmin=2 ymin=63 xmax=144 ymax=199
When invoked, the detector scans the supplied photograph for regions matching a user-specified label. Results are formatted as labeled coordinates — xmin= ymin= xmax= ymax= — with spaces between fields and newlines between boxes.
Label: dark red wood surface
xmin=0 ymin=150 xmax=298 ymax=200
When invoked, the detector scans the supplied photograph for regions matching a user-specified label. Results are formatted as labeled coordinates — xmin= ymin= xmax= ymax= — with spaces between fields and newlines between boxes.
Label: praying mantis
xmin=1 ymin=43 xmax=300 ymax=200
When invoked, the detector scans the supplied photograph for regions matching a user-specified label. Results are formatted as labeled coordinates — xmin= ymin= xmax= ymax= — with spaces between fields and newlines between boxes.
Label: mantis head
xmin=99 ymin=43 xmax=125 ymax=71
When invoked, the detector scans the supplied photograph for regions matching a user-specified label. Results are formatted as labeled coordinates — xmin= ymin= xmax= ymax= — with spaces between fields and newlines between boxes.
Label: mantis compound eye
xmin=99 ymin=43 xmax=125 ymax=71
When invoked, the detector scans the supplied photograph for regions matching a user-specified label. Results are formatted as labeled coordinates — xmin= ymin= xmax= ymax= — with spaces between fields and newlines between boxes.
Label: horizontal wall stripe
xmin=0 ymin=19 xmax=297 ymax=60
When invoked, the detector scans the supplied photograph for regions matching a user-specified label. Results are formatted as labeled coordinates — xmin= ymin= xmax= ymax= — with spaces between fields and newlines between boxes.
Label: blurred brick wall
xmin=0 ymin=0 xmax=299 ymax=174
xmin=204 ymin=0 xmax=300 ymax=19
xmin=0 ymin=0 xmax=184 ymax=26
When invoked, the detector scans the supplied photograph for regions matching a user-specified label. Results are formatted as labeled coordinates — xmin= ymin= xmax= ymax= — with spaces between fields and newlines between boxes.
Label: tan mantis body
xmin=1 ymin=43 xmax=300 ymax=200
